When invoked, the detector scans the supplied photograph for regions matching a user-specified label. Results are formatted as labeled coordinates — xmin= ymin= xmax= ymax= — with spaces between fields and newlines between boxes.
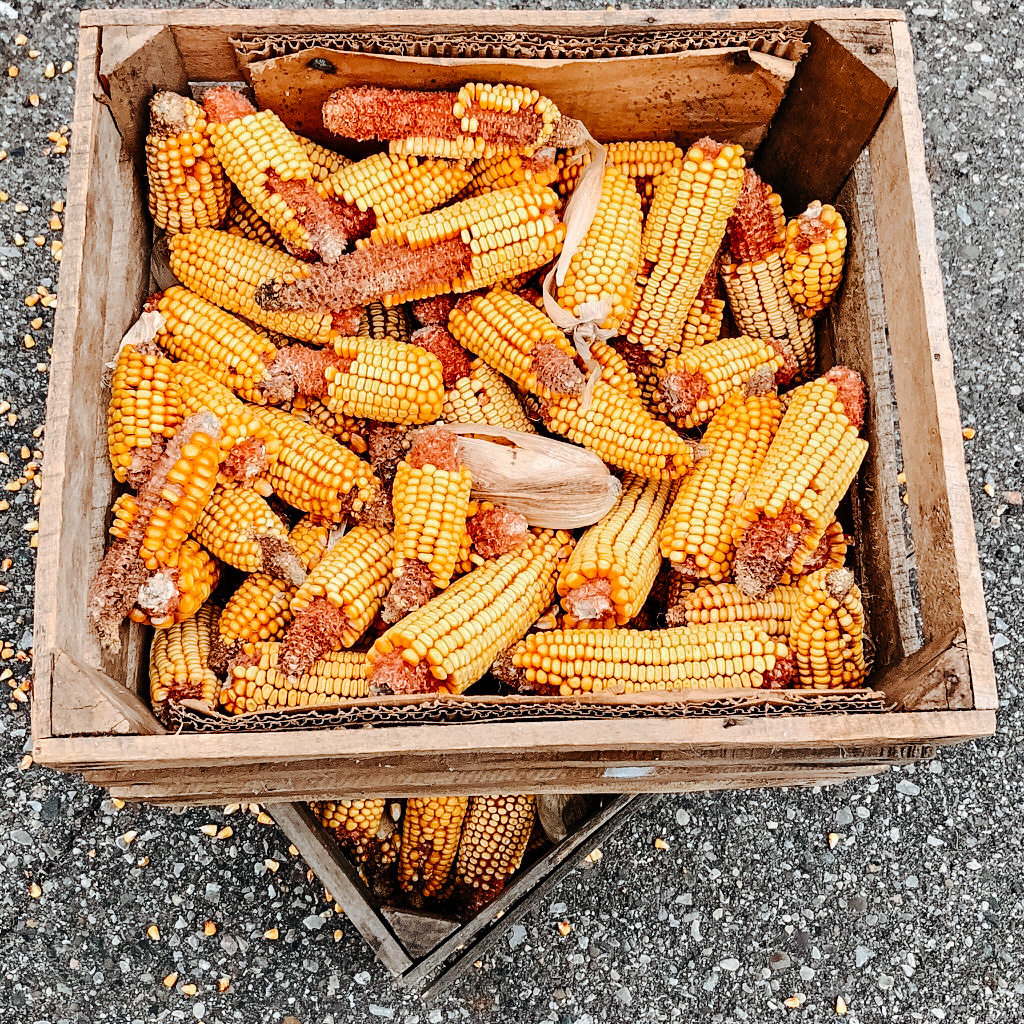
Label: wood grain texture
xmin=54 ymin=651 xmax=167 ymax=736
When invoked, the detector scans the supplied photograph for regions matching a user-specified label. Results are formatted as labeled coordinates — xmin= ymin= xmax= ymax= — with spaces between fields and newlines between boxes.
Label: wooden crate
xmin=32 ymin=8 xmax=995 ymax=803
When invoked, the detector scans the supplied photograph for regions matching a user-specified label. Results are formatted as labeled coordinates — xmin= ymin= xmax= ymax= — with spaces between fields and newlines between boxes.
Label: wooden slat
xmin=755 ymin=20 xmax=896 ymax=210
xmin=54 ymin=651 xmax=167 ymax=736
xmin=267 ymin=803 xmax=414 ymax=975
xmin=867 ymin=22 xmax=995 ymax=710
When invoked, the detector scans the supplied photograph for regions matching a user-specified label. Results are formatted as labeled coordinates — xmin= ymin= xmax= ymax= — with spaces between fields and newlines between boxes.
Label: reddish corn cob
xmin=149 ymin=603 xmax=221 ymax=717
xmin=220 ymin=641 xmax=370 ymax=713
xmin=107 ymin=341 xmax=181 ymax=485
xmin=558 ymin=474 xmax=674 ymax=625
xmin=733 ymin=367 xmax=868 ymax=597
xmin=783 ymin=202 xmax=848 ymax=315
xmin=398 ymin=796 xmax=469 ymax=905
xmin=659 ymin=377 xmax=783 ymax=580
xmin=146 ymin=92 xmax=231 ymax=235
xmin=790 ymin=568 xmax=867 ymax=689
xmin=725 ymin=169 xmax=782 ymax=264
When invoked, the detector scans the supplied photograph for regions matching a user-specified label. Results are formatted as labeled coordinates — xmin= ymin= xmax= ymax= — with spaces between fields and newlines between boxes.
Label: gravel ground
xmin=1 ymin=1 xmax=1022 ymax=1021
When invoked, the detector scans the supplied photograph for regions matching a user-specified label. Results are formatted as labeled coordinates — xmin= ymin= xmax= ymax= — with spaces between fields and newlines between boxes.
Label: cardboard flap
xmin=246 ymin=46 xmax=799 ymax=151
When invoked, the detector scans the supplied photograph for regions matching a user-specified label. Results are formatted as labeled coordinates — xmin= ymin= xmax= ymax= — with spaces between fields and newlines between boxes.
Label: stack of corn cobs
xmin=89 ymin=80 xmax=868 ymax=719
xmin=311 ymin=794 xmax=539 ymax=917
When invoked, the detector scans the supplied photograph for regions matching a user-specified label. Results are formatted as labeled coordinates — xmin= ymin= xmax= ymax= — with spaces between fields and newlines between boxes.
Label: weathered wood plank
xmin=54 ymin=651 xmax=167 ymax=736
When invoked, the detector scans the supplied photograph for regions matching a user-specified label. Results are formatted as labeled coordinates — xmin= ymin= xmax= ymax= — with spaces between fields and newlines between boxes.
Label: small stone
xmin=354 ymin=971 xmax=371 ymax=986
xmin=368 ymin=1007 xmax=394 ymax=1019
xmin=303 ymin=915 xmax=324 ymax=931
xmin=614 ymin=986 xmax=633 ymax=1006
xmin=675 ymin=808 xmax=691 ymax=826
xmin=855 ymin=946 xmax=874 ymax=967
xmin=895 ymin=780 xmax=920 ymax=796
xmin=720 ymin=958 xmax=740 ymax=972
xmin=878 ymin=973 xmax=895 ymax=991
xmin=799 ymin=966 xmax=814 ymax=982
xmin=509 ymin=924 xmax=527 ymax=949
xmin=992 ymin=634 xmax=1010 ymax=651
xmin=906 ymin=875 xmax=919 ymax=889
xmin=834 ymin=807 xmax=854 ymax=826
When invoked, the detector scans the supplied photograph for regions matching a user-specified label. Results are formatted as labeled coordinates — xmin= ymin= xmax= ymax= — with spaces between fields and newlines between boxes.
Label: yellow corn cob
xmin=168 ymin=229 xmax=337 ymax=343
xmin=289 ymin=526 xmax=395 ymax=645
xmin=440 ymin=358 xmax=537 ymax=433
xmin=551 ymin=146 xmax=592 ymax=199
xmin=219 ymin=573 xmax=297 ymax=646
xmin=223 ymin=191 xmax=282 ymax=249
xmin=209 ymin=107 xmax=317 ymax=251
xmin=398 ymin=796 xmax=469 ymax=903
xmin=588 ymin=340 xmax=642 ymax=402
xmin=283 ymin=394 xmax=369 ymax=455
xmin=721 ymin=250 xmax=815 ymax=380
xmin=392 ymin=456 xmax=473 ymax=591
xmin=219 ymin=641 xmax=370 ymax=713
xmin=448 ymin=290 xmax=583 ymax=401
xmin=369 ymin=529 xmax=571 ymax=696
xmin=295 ymin=132 xmax=351 ymax=182
xmin=319 ymin=152 xmax=473 ymax=223
xmin=681 ymin=295 xmax=726 ymax=349
xmin=153 ymin=286 xmax=279 ymax=403
xmin=192 ymin=485 xmax=301 ymax=578
xmin=607 ymin=140 xmax=685 ymax=179
xmin=558 ymin=474 xmax=674 ymax=625
xmin=146 ymin=92 xmax=231 ymax=235
xmin=733 ymin=368 xmax=868 ymax=597
xmin=131 ymin=538 xmax=220 ymax=628
xmin=556 ymin=167 xmax=642 ymax=332
xmin=543 ymin=378 xmax=697 ymax=479
xmin=660 ymin=383 xmax=783 ymax=580
xmin=511 ymin=622 xmax=791 ymax=696
xmin=453 ymin=794 xmax=535 ymax=915
xmin=357 ymin=301 xmax=411 ymax=344
xmin=107 ymin=342 xmax=181 ymax=484
xmin=288 ymin=515 xmax=332 ymax=572
xmin=674 ymin=582 xmax=799 ymax=638
xmin=311 ymin=799 xmax=388 ymax=864
xmin=149 ymin=603 xmax=221 ymax=716
xmin=783 ymin=202 xmax=848 ymax=315
xmin=460 ymin=151 xmax=558 ymax=199
xmin=781 ymin=518 xmax=849 ymax=583
xmin=256 ymin=406 xmax=378 ymax=523
xmin=657 ymin=335 xmax=784 ymax=430
xmin=173 ymin=362 xmax=281 ymax=470
xmin=323 ymin=336 xmax=445 ymax=425
xmin=790 ymin=568 xmax=867 ymax=689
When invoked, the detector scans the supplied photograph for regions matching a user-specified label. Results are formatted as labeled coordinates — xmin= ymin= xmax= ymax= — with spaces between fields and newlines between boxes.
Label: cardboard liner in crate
xmin=168 ymin=689 xmax=890 ymax=733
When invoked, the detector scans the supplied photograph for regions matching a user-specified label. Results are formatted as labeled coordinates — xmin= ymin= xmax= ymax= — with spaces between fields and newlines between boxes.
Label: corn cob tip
xmin=257 ymin=535 xmax=308 ymax=587
xmin=382 ymin=561 xmax=438 ymax=624
xmin=277 ymin=597 xmax=349 ymax=679
xmin=823 ymin=567 xmax=855 ymax=601
xmin=468 ymin=504 xmax=529 ymax=558
xmin=201 ymin=85 xmax=257 ymax=124
xmin=823 ymin=365 xmax=866 ymax=431
xmin=148 ymin=91 xmax=198 ymax=135
xmin=410 ymin=325 xmax=472 ymax=390
xmin=368 ymin=647 xmax=433 ymax=696
xmin=745 ymin=364 xmax=777 ymax=397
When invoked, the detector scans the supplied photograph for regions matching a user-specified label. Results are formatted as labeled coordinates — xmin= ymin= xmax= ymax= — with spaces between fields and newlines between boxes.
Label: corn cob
xmin=551 ymin=146 xmax=591 ymax=199
xmin=322 ymin=335 xmax=445 ymax=425
xmin=558 ymin=474 xmax=674 ymax=625
xmin=319 ymin=152 xmax=473 ymax=224
xmin=440 ymin=358 xmax=537 ymax=432
xmin=398 ymin=797 xmax=469 ymax=904
xmin=324 ymin=83 xmax=566 ymax=160
xmin=783 ymin=518 xmax=849 ymax=581
xmin=452 ymin=794 xmax=536 ymax=916
xmin=511 ymin=621 xmax=793 ymax=696
xmin=657 ymin=335 xmax=783 ymax=430
xmin=663 ymin=569 xmax=696 ymax=627
xmin=296 ymin=133 xmax=351 ymax=181
xmin=556 ymin=167 xmax=643 ymax=332
xmin=219 ymin=573 xmax=297 ymax=648
xmin=107 ymin=341 xmax=181 ymax=485
xmin=467 ymin=501 xmax=530 ymax=561
xmin=449 ymin=289 xmax=584 ymax=400
xmin=223 ymin=191 xmax=282 ymax=249
xmin=460 ymin=149 xmax=558 ymax=199
xmin=167 ymin=229 xmax=343 ymax=343
xmin=726 ymin=169 xmax=783 ymax=264
xmin=219 ymin=641 xmax=370 ymax=713
xmin=790 ymin=568 xmax=867 ymax=689
xmin=288 ymin=515 xmax=332 ymax=572
xmin=283 ymin=394 xmax=369 ymax=455
xmin=192 ymin=485 xmax=302 ymax=580
xmin=280 ymin=526 xmax=394 ymax=676
xmin=588 ymin=340 xmax=642 ymax=402
xmin=410 ymin=294 xmax=457 ymax=328
xmin=311 ymin=799 xmax=388 ymax=864
xmin=146 ymin=92 xmax=231 ymax=235
xmin=369 ymin=529 xmax=571 ymax=696
xmin=627 ymin=140 xmax=745 ymax=356
xmin=681 ymin=289 xmax=726 ymax=350
xmin=607 ymin=141 xmax=684 ymax=179
xmin=149 ymin=603 xmax=221 ymax=717
xmin=256 ymin=184 xmax=565 ymax=312
xmin=672 ymin=582 xmax=799 ymax=638
xmin=659 ymin=379 xmax=783 ymax=580
xmin=783 ymin=202 xmax=847 ymax=315
xmin=542 ymin=378 xmax=698 ymax=479
xmin=358 ymin=301 xmax=411 ymax=344
xmin=733 ymin=367 xmax=868 ymax=597
xmin=255 ymin=405 xmax=378 ymax=523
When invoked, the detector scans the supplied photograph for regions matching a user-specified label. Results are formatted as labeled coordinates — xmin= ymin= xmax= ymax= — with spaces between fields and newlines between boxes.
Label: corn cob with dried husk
xmin=368 ymin=529 xmax=571 ymax=696
xmin=451 ymin=794 xmax=535 ymax=916
xmin=790 ymin=568 xmax=867 ymax=689
xmin=219 ymin=641 xmax=370 ymax=713
xmin=107 ymin=341 xmax=181 ymax=486
xmin=254 ymin=183 xmax=565 ymax=312
xmin=657 ymin=335 xmax=784 ymax=431
xmin=627 ymin=139 xmax=746 ymax=357
xmin=279 ymin=525 xmax=394 ymax=677
xmin=223 ymin=191 xmax=282 ymax=249
xmin=149 ymin=603 xmax=221 ymax=718
xmin=312 ymin=799 xmax=389 ymax=866
xmin=398 ymin=796 xmax=469 ymax=905
xmin=146 ymin=92 xmax=231 ymax=235
xmin=255 ymin=405 xmax=379 ymax=523
xmin=555 ymin=167 xmax=643 ymax=332
xmin=783 ymin=201 xmax=847 ymax=316
xmin=557 ymin=474 xmax=673 ymax=625
xmin=542 ymin=378 xmax=699 ymax=479
xmin=440 ymin=358 xmax=537 ymax=433
xmin=383 ymin=427 xmax=473 ymax=624
xmin=669 ymin=582 xmax=799 ymax=638
xmin=323 ymin=83 xmax=576 ymax=160
xmin=732 ymin=367 xmax=868 ymax=597
xmin=203 ymin=86 xmax=371 ymax=261
xmin=449 ymin=289 xmax=584 ymax=400
xmin=660 ymin=375 xmax=783 ymax=581
xmin=459 ymin=149 xmax=558 ymax=199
